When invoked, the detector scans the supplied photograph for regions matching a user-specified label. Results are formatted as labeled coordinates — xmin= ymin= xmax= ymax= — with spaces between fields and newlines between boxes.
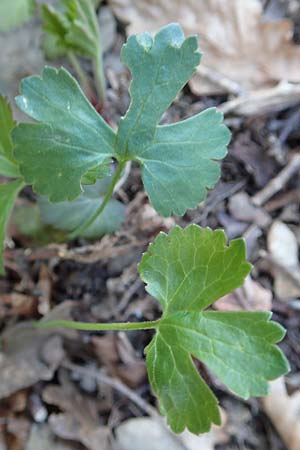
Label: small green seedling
xmin=42 ymin=0 xmax=106 ymax=101
xmin=0 ymin=23 xmax=231 ymax=271
xmin=0 ymin=23 xmax=289 ymax=434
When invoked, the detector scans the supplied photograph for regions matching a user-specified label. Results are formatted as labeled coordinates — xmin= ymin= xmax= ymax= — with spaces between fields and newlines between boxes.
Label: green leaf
xmin=13 ymin=24 xmax=230 ymax=218
xmin=0 ymin=179 xmax=24 ymax=275
xmin=139 ymin=225 xmax=289 ymax=434
xmin=12 ymin=67 xmax=115 ymax=202
xmin=81 ymin=159 xmax=111 ymax=185
xmin=115 ymin=23 xmax=230 ymax=216
xmin=0 ymin=0 xmax=35 ymax=32
xmin=137 ymin=108 xmax=230 ymax=216
xmin=146 ymin=331 xmax=220 ymax=434
xmin=38 ymin=178 xmax=125 ymax=238
xmin=41 ymin=0 xmax=100 ymax=59
xmin=0 ymin=95 xmax=20 ymax=178
xmin=12 ymin=204 xmax=67 ymax=244
xmin=116 ymin=24 xmax=201 ymax=156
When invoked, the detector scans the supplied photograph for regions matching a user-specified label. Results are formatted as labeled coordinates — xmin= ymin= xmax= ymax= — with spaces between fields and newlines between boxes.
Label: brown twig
xmin=252 ymin=154 xmax=300 ymax=206
xmin=259 ymin=250 xmax=300 ymax=288
xmin=114 ymin=277 xmax=143 ymax=317
xmin=197 ymin=65 xmax=244 ymax=96
xmin=264 ymin=188 xmax=300 ymax=212
xmin=61 ymin=361 xmax=190 ymax=449
xmin=61 ymin=360 xmax=158 ymax=418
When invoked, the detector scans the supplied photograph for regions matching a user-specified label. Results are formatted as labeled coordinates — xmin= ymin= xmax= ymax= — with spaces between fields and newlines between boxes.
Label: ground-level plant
xmin=40 ymin=225 xmax=289 ymax=434
xmin=0 ymin=23 xmax=290 ymax=435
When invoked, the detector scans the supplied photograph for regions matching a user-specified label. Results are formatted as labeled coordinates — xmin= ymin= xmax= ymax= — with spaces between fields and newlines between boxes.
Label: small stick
xmin=252 ymin=154 xmax=300 ymax=206
xmin=259 ymin=250 xmax=300 ymax=288
xmin=197 ymin=66 xmax=244 ymax=96
xmin=61 ymin=360 xmax=158 ymax=418
xmin=61 ymin=361 xmax=190 ymax=449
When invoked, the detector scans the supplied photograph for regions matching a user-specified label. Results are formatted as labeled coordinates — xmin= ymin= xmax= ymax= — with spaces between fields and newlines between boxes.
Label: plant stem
xmin=93 ymin=46 xmax=106 ymax=104
xmin=67 ymin=51 xmax=94 ymax=99
xmin=68 ymin=160 xmax=126 ymax=240
xmin=37 ymin=319 xmax=160 ymax=332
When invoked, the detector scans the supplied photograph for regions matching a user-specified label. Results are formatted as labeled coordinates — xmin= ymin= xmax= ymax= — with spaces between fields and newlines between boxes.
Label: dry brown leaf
xmin=267 ymin=221 xmax=300 ymax=300
xmin=0 ymin=332 xmax=64 ymax=400
xmin=115 ymin=415 xmax=228 ymax=450
xmin=219 ymin=82 xmax=300 ymax=116
xmin=228 ymin=192 xmax=270 ymax=227
xmin=43 ymin=371 xmax=112 ymax=450
xmin=25 ymin=424 xmax=75 ymax=450
xmin=108 ymin=0 xmax=300 ymax=94
xmin=215 ymin=276 xmax=272 ymax=311
xmin=49 ymin=414 xmax=111 ymax=450
xmin=0 ymin=302 xmax=76 ymax=399
xmin=262 ymin=377 xmax=300 ymax=450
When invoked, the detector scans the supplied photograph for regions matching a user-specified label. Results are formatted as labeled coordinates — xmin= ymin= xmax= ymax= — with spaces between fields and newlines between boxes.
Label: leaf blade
xmin=115 ymin=24 xmax=230 ymax=216
xmin=140 ymin=224 xmax=289 ymax=434
xmin=0 ymin=95 xmax=20 ymax=178
xmin=0 ymin=179 xmax=24 ymax=274
xmin=160 ymin=311 xmax=290 ymax=399
xmin=12 ymin=67 xmax=115 ymax=201
xmin=38 ymin=179 xmax=125 ymax=238
xmin=138 ymin=108 xmax=231 ymax=216
xmin=146 ymin=331 xmax=220 ymax=434
xmin=115 ymin=23 xmax=201 ymax=158
xmin=139 ymin=225 xmax=251 ymax=313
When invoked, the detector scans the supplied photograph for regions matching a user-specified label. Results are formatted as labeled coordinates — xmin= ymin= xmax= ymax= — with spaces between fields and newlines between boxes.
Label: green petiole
xmin=68 ymin=160 xmax=126 ymax=240
xmin=36 ymin=318 xmax=160 ymax=331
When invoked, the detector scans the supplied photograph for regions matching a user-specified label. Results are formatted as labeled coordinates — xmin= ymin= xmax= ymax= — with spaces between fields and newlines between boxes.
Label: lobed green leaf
xmin=115 ymin=23 xmax=201 ymax=157
xmin=38 ymin=178 xmax=125 ymax=238
xmin=138 ymin=109 xmax=230 ymax=215
xmin=12 ymin=67 xmax=115 ymax=201
xmin=42 ymin=0 xmax=100 ymax=59
xmin=139 ymin=225 xmax=289 ymax=434
xmin=13 ymin=24 xmax=231 ymax=218
xmin=139 ymin=225 xmax=251 ymax=313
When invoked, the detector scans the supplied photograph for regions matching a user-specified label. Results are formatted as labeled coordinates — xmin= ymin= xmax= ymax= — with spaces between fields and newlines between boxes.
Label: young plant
xmin=1 ymin=23 xmax=229 ymax=271
xmin=12 ymin=24 xmax=230 ymax=234
xmin=0 ymin=96 xmax=25 ymax=274
xmin=40 ymin=225 xmax=289 ymax=434
xmin=42 ymin=0 xmax=106 ymax=101
xmin=0 ymin=24 xmax=289 ymax=434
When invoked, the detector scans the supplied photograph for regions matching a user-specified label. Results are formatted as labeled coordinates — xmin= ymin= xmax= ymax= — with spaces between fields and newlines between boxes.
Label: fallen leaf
xmin=215 ymin=276 xmax=272 ymax=311
xmin=229 ymin=192 xmax=270 ymax=227
xmin=262 ymin=377 xmax=300 ymax=450
xmin=219 ymin=82 xmax=300 ymax=116
xmin=49 ymin=414 xmax=111 ymax=450
xmin=229 ymin=131 xmax=276 ymax=188
xmin=115 ymin=416 xmax=227 ymax=450
xmin=0 ymin=302 xmax=76 ymax=399
xmin=6 ymin=416 xmax=30 ymax=450
xmin=267 ymin=221 xmax=300 ymax=300
xmin=0 ymin=332 xmax=64 ymax=400
xmin=108 ymin=0 xmax=300 ymax=94
xmin=25 ymin=424 xmax=74 ymax=450
xmin=43 ymin=370 xmax=111 ymax=450
xmin=0 ymin=293 xmax=37 ymax=318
